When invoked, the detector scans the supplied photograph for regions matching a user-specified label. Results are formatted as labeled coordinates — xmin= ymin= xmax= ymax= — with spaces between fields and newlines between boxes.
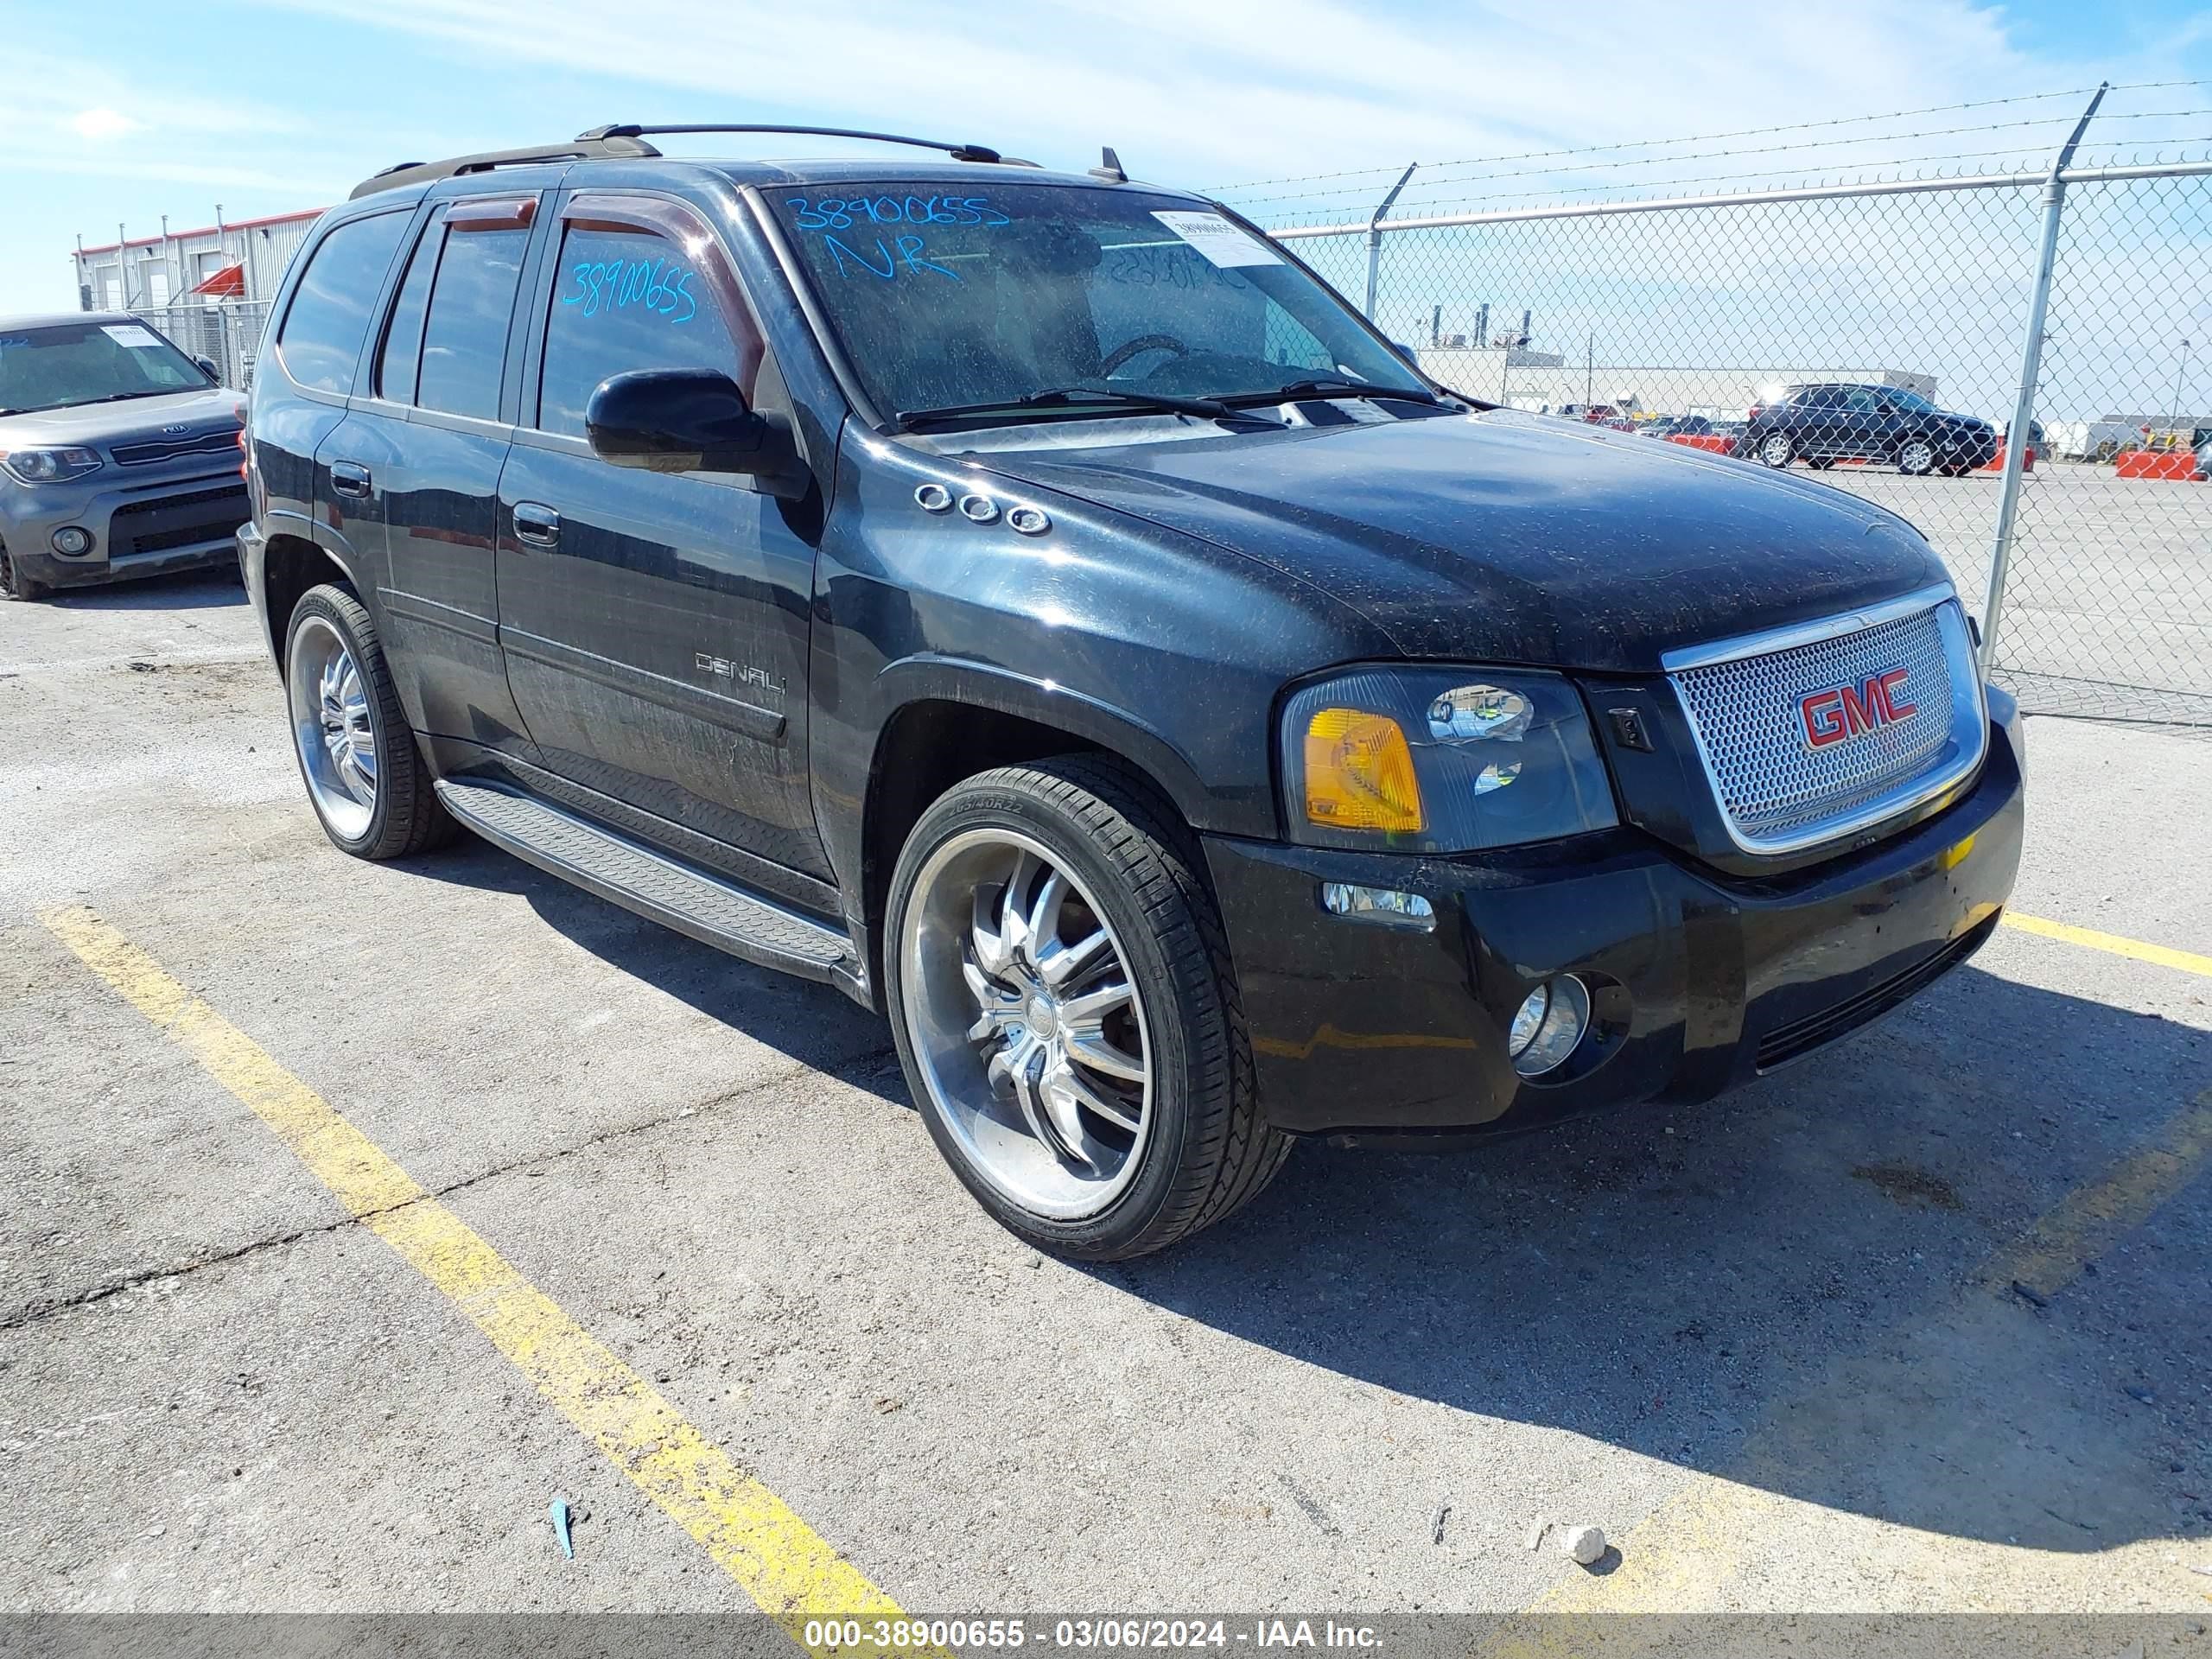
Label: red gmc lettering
xmin=1801 ymin=688 xmax=1847 ymax=747
xmin=1802 ymin=670 xmax=1913 ymax=748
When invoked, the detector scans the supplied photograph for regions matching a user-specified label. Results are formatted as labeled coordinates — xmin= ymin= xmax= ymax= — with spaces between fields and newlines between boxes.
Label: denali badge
xmin=1801 ymin=669 xmax=1916 ymax=748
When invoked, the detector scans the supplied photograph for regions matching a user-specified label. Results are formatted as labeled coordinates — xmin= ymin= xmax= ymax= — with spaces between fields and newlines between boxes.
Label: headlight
xmin=0 ymin=447 xmax=104 ymax=485
xmin=1281 ymin=666 xmax=1618 ymax=852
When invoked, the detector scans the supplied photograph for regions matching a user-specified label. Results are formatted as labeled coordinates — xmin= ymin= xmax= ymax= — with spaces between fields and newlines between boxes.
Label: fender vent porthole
xmin=1007 ymin=505 xmax=1051 ymax=536
xmin=914 ymin=483 xmax=953 ymax=512
xmin=957 ymin=493 xmax=1001 ymax=524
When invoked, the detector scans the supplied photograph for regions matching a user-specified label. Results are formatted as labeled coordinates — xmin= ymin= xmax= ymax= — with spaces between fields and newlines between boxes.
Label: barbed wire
xmin=1220 ymin=109 xmax=2212 ymax=211
xmin=1240 ymin=140 xmax=2212 ymax=226
xmin=1205 ymin=79 xmax=2206 ymax=196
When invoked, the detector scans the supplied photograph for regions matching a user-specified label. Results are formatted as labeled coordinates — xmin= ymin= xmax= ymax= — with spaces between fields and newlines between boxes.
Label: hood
xmin=0 ymin=386 xmax=245 ymax=451
xmin=969 ymin=410 xmax=1952 ymax=673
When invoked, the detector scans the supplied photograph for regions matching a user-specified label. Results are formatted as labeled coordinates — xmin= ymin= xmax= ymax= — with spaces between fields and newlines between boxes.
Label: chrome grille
xmin=1668 ymin=590 xmax=1985 ymax=854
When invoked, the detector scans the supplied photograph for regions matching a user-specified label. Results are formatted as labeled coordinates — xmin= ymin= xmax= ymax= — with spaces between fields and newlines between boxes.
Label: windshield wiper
xmin=899 ymin=385 xmax=1255 ymax=428
xmin=90 ymin=389 xmax=180 ymax=404
xmin=1220 ymin=377 xmax=1446 ymax=407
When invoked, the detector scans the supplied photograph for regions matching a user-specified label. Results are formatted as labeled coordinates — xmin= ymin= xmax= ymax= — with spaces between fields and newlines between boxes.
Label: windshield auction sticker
xmin=100 ymin=324 xmax=162 ymax=348
xmin=1150 ymin=211 xmax=1281 ymax=268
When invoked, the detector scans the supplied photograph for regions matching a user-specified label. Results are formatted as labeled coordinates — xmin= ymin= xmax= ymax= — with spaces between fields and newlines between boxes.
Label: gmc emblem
xmin=1801 ymin=668 xmax=1916 ymax=748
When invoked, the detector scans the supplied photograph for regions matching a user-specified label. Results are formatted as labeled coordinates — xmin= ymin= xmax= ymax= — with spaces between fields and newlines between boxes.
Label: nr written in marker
xmin=825 ymin=234 xmax=961 ymax=283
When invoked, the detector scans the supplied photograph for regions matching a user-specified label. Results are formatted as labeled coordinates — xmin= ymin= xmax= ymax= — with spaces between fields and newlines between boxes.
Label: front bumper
xmin=1203 ymin=700 xmax=2024 ymax=1139
xmin=2 ymin=464 xmax=248 ymax=590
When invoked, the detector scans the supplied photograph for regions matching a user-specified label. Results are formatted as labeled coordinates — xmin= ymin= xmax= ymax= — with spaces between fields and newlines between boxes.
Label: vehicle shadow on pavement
xmin=408 ymin=839 xmax=902 ymax=1098
xmin=41 ymin=570 xmax=245 ymax=611
xmin=1107 ymin=963 xmax=2211 ymax=1553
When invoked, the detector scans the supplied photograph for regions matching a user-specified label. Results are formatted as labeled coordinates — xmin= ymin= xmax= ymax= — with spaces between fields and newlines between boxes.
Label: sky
xmin=4 ymin=0 xmax=2208 ymax=419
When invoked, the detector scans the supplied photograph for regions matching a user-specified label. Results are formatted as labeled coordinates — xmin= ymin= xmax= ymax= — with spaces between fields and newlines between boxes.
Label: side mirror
xmin=194 ymin=356 xmax=221 ymax=381
xmin=585 ymin=369 xmax=777 ymax=476
xmin=1389 ymin=340 xmax=1419 ymax=365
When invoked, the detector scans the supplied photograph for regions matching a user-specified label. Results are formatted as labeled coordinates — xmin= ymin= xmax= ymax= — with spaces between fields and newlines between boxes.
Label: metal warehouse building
xmin=71 ymin=208 xmax=321 ymax=313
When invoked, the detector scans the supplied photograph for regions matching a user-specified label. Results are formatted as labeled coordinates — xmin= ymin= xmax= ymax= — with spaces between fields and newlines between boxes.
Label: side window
xmin=1794 ymin=388 xmax=1837 ymax=410
xmin=537 ymin=224 xmax=739 ymax=439
xmin=416 ymin=222 xmax=530 ymax=421
xmin=374 ymin=209 xmax=443 ymax=404
xmin=276 ymin=211 xmax=410 ymax=395
xmin=1842 ymin=389 xmax=1881 ymax=413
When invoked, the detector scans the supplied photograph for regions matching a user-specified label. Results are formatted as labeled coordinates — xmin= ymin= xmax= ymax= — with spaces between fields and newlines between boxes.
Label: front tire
xmin=283 ymin=584 xmax=454 ymax=860
xmin=884 ymin=756 xmax=1290 ymax=1260
xmin=0 ymin=546 xmax=49 ymax=601
xmin=1897 ymin=436 xmax=1939 ymax=476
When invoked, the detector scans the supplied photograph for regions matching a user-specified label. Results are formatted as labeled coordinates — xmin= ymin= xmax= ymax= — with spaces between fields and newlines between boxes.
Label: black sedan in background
xmin=1744 ymin=384 xmax=1999 ymax=476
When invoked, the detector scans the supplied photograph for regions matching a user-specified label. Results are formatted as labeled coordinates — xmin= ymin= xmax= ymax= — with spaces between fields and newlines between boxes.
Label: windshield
xmin=0 ymin=321 xmax=211 ymax=416
xmin=771 ymin=183 xmax=1429 ymax=423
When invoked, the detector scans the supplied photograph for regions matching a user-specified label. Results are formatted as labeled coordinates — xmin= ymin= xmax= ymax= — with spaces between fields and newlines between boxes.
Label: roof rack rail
xmin=348 ymin=131 xmax=664 ymax=200
xmin=578 ymin=124 xmax=1033 ymax=166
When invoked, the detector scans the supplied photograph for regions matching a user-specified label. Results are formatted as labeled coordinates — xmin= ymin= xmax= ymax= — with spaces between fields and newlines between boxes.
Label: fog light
xmin=1320 ymin=881 xmax=1435 ymax=931
xmin=1508 ymin=974 xmax=1590 ymax=1077
xmin=50 ymin=526 xmax=92 ymax=556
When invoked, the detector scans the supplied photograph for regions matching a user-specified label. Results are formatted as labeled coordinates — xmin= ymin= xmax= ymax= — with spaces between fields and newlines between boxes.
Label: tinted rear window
xmin=277 ymin=212 xmax=411 ymax=395
xmin=374 ymin=211 xmax=443 ymax=404
xmin=417 ymin=226 xmax=528 ymax=421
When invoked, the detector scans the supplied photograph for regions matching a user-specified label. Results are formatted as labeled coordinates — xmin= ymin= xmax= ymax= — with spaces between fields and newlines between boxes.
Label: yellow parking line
xmin=1989 ymin=1088 xmax=2212 ymax=1301
xmin=1492 ymin=1086 xmax=2212 ymax=1635
xmin=41 ymin=905 xmax=908 ymax=1649
xmin=2002 ymin=911 xmax=2212 ymax=978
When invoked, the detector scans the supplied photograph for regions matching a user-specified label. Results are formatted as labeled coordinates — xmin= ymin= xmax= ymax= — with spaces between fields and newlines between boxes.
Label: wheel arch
xmin=261 ymin=531 xmax=359 ymax=677
xmin=855 ymin=659 xmax=1219 ymax=1000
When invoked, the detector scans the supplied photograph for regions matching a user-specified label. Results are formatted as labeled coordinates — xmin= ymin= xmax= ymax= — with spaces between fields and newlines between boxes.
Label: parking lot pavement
xmin=3 ymin=571 xmax=2209 ymax=1624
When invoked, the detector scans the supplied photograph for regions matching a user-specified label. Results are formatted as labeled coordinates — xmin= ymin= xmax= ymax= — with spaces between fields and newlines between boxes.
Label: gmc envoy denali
xmin=238 ymin=124 xmax=2024 ymax=1258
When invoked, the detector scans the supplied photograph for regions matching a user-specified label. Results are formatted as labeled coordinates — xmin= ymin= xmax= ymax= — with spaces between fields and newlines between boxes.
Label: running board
xmin=435 ymin=779 xmax=868 ymax=1001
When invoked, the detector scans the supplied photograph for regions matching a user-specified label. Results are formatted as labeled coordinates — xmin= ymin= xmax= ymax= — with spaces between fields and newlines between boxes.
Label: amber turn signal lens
xmin=1302 ymin=708 xmax=1425 ymax=832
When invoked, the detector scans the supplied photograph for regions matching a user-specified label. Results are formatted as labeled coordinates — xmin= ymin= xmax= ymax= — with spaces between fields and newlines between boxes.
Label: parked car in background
xmin=0 ymin=314 xmax=247 ymax=600
xmin=1743 ymin=384 xmax=1998 ymax=477
xmin=1641 ymin=415 xmax=1715 ymax=438
xmin=1556 ymin=403 xmax=1635 ymax=430
xmin=2196 ymin=435 xmax=2212 ymax=479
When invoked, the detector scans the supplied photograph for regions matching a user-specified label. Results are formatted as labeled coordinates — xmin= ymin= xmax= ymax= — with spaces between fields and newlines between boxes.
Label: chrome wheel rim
xmin=287 ymin=616 xmax=377 ymax=839
xmin=1900 ymin=440 xmax=1935 ymax=474
xmin=1762 ymin=433 xmax=1792 ymax=466
xmin=899 ymin=828 xmax=1153 ymax=1220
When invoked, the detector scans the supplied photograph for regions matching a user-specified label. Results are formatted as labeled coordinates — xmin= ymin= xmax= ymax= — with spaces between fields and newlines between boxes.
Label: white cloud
xmin=69 ymin=107 xmax=143 ymax=142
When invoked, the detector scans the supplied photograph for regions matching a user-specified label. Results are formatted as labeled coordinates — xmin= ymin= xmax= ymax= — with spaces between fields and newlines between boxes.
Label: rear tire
xmin=1758 ymin=431 xmax=1795 ymax=467
xmin=283 ymin=584 xmax=454 ymax=860
xmin=884 ymin=754 xmax=1291 ymax=1260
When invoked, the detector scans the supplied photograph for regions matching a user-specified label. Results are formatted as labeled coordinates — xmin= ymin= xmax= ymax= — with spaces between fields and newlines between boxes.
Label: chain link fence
xmin=1229 ymin=138 xmax=2212 ymax=731
xmin=133 ymin=301 xmax=273 ymax=392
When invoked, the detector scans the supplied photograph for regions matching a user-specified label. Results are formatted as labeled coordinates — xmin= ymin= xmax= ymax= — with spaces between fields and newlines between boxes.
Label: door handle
xmin=512 ymin=502 xmax=561 ymax=548
xmin=330 ymin=461 xmax=371 ymax=499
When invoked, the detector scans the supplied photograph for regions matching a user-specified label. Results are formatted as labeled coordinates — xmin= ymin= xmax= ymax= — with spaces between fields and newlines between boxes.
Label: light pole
xmin=2171 ymin=338 xmax=2193 ymax=441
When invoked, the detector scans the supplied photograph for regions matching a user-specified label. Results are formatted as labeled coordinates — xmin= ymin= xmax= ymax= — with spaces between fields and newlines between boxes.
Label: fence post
xmin=1363 ymin=164 xmax=1418 ymax=321
xmin=1982 ymin=83 xmax=2106 ymax=669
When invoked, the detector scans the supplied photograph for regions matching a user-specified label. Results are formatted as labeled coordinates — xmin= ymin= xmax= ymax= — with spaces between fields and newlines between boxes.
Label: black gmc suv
xmin=239 ymin=125 xmax=2025 ymax=1259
